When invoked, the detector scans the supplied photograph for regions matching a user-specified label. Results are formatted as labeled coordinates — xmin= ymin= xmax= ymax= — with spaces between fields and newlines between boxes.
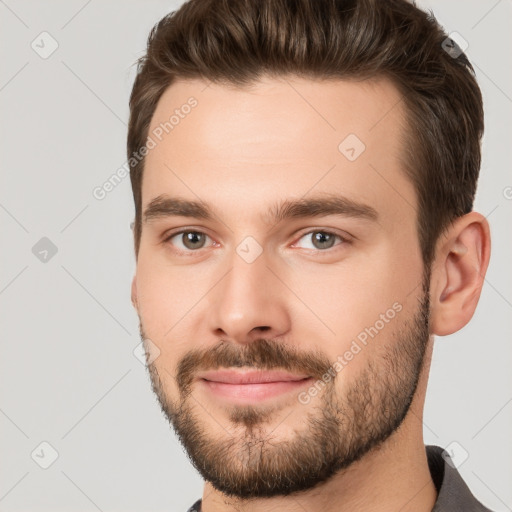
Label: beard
xmin=139 ymin=278 xmax=431 ymax=500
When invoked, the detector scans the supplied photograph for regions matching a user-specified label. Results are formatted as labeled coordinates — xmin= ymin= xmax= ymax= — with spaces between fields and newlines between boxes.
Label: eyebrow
xmin=143 ymin=194 xmax=379 ymax=226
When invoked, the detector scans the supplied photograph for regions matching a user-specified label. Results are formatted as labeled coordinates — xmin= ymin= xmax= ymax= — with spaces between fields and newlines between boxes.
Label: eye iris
xmin=183 ymin=231 xmax=205 ymax=249
xmin=312 ymin=231 xmax=335 ymax=249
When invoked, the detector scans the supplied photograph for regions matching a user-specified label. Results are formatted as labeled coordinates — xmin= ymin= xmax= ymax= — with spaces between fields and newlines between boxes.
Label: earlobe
xmin=430 ymin=212 xmax=491 ymax=336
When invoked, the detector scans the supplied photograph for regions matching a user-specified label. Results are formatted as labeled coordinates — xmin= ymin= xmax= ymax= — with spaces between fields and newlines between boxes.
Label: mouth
xmin=196 ymin=369 xmax=313 ymax=402
xmin=197 ymin=369 xmax=311 ymax=384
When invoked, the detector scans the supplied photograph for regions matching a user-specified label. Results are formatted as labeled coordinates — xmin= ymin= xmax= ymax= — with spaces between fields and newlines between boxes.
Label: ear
xmin=131 ymin=275 xmax=138 ymax=311
xmin=430 ymin=212 xmax=491 ymax=336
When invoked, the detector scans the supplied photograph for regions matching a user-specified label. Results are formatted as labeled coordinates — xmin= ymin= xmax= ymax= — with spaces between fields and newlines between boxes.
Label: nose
xmin=205 ymin=246 xmax=291 ymax=344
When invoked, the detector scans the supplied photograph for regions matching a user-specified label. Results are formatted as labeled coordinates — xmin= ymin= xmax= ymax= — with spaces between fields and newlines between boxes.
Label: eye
xmin=293 ymin=230 xmax=346 ymax=250
xmin=165 ymin=230 xmax=213 ymax=251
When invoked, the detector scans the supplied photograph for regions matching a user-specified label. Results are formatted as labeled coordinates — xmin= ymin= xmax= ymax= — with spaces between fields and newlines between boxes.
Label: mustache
xmin=175 ymin=338 xmax=334 ymax=395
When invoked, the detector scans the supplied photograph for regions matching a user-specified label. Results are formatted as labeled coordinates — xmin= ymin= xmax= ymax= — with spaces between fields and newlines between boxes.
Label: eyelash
xmin=162 ymin=228 xmax=350 ymax=254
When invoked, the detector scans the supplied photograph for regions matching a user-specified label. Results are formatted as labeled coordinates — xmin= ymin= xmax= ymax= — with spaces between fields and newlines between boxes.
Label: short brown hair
xmin=128 ymin=0 xmax=484 ymax=267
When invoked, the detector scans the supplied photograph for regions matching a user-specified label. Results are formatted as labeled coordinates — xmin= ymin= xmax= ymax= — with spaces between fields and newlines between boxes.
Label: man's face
xmin=133 ymin=76 xmax=430 ymax=498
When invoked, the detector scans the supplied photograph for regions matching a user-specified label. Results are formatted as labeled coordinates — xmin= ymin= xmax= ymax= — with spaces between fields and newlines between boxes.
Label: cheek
xmin=135 ymin=255 xmax=196 ymax=339
xmin=289 ymin=249 xmax=421 ymax=365
xmin=292 ymin=254 xmax=412 ymax=326
xmin=136 ymin=262 xmax=197 ymax=394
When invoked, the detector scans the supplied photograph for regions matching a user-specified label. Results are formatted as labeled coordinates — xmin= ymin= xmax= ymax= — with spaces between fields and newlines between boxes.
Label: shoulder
xmin=186 ymin=498 xmax=202 ymax=512
xmin=427 ymin=445 xmax=494 ymax=512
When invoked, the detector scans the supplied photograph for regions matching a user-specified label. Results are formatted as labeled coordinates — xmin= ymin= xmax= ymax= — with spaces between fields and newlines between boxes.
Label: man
xmin=127 ymin=0 xmax=493 ymax=510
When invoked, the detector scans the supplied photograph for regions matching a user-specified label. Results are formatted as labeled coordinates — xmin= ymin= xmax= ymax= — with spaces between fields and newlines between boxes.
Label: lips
xmin=197 ymin=369 xmax=310 ymax=385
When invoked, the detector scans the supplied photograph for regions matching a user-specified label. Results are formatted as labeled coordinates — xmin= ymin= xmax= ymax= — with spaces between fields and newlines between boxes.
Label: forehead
xmin=142 ymin=75 xmax=416 ymax=225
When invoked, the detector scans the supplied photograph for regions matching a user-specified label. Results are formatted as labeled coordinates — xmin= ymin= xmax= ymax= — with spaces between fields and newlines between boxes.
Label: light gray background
xmin=1 ymin=1 xmax=511 ymax=511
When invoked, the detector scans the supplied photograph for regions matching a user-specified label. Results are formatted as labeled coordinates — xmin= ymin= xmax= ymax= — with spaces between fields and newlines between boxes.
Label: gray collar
xmin=427 ymin=445 xmax=492 ymax=511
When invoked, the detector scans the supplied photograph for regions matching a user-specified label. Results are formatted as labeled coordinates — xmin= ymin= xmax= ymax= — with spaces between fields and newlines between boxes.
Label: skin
xmin=130 ymin=76 xmax=491 ymax=512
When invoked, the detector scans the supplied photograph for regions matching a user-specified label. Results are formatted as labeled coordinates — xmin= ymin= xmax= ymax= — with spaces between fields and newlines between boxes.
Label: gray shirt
xmin=186 ymin=445 xmax=493 ymax=511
